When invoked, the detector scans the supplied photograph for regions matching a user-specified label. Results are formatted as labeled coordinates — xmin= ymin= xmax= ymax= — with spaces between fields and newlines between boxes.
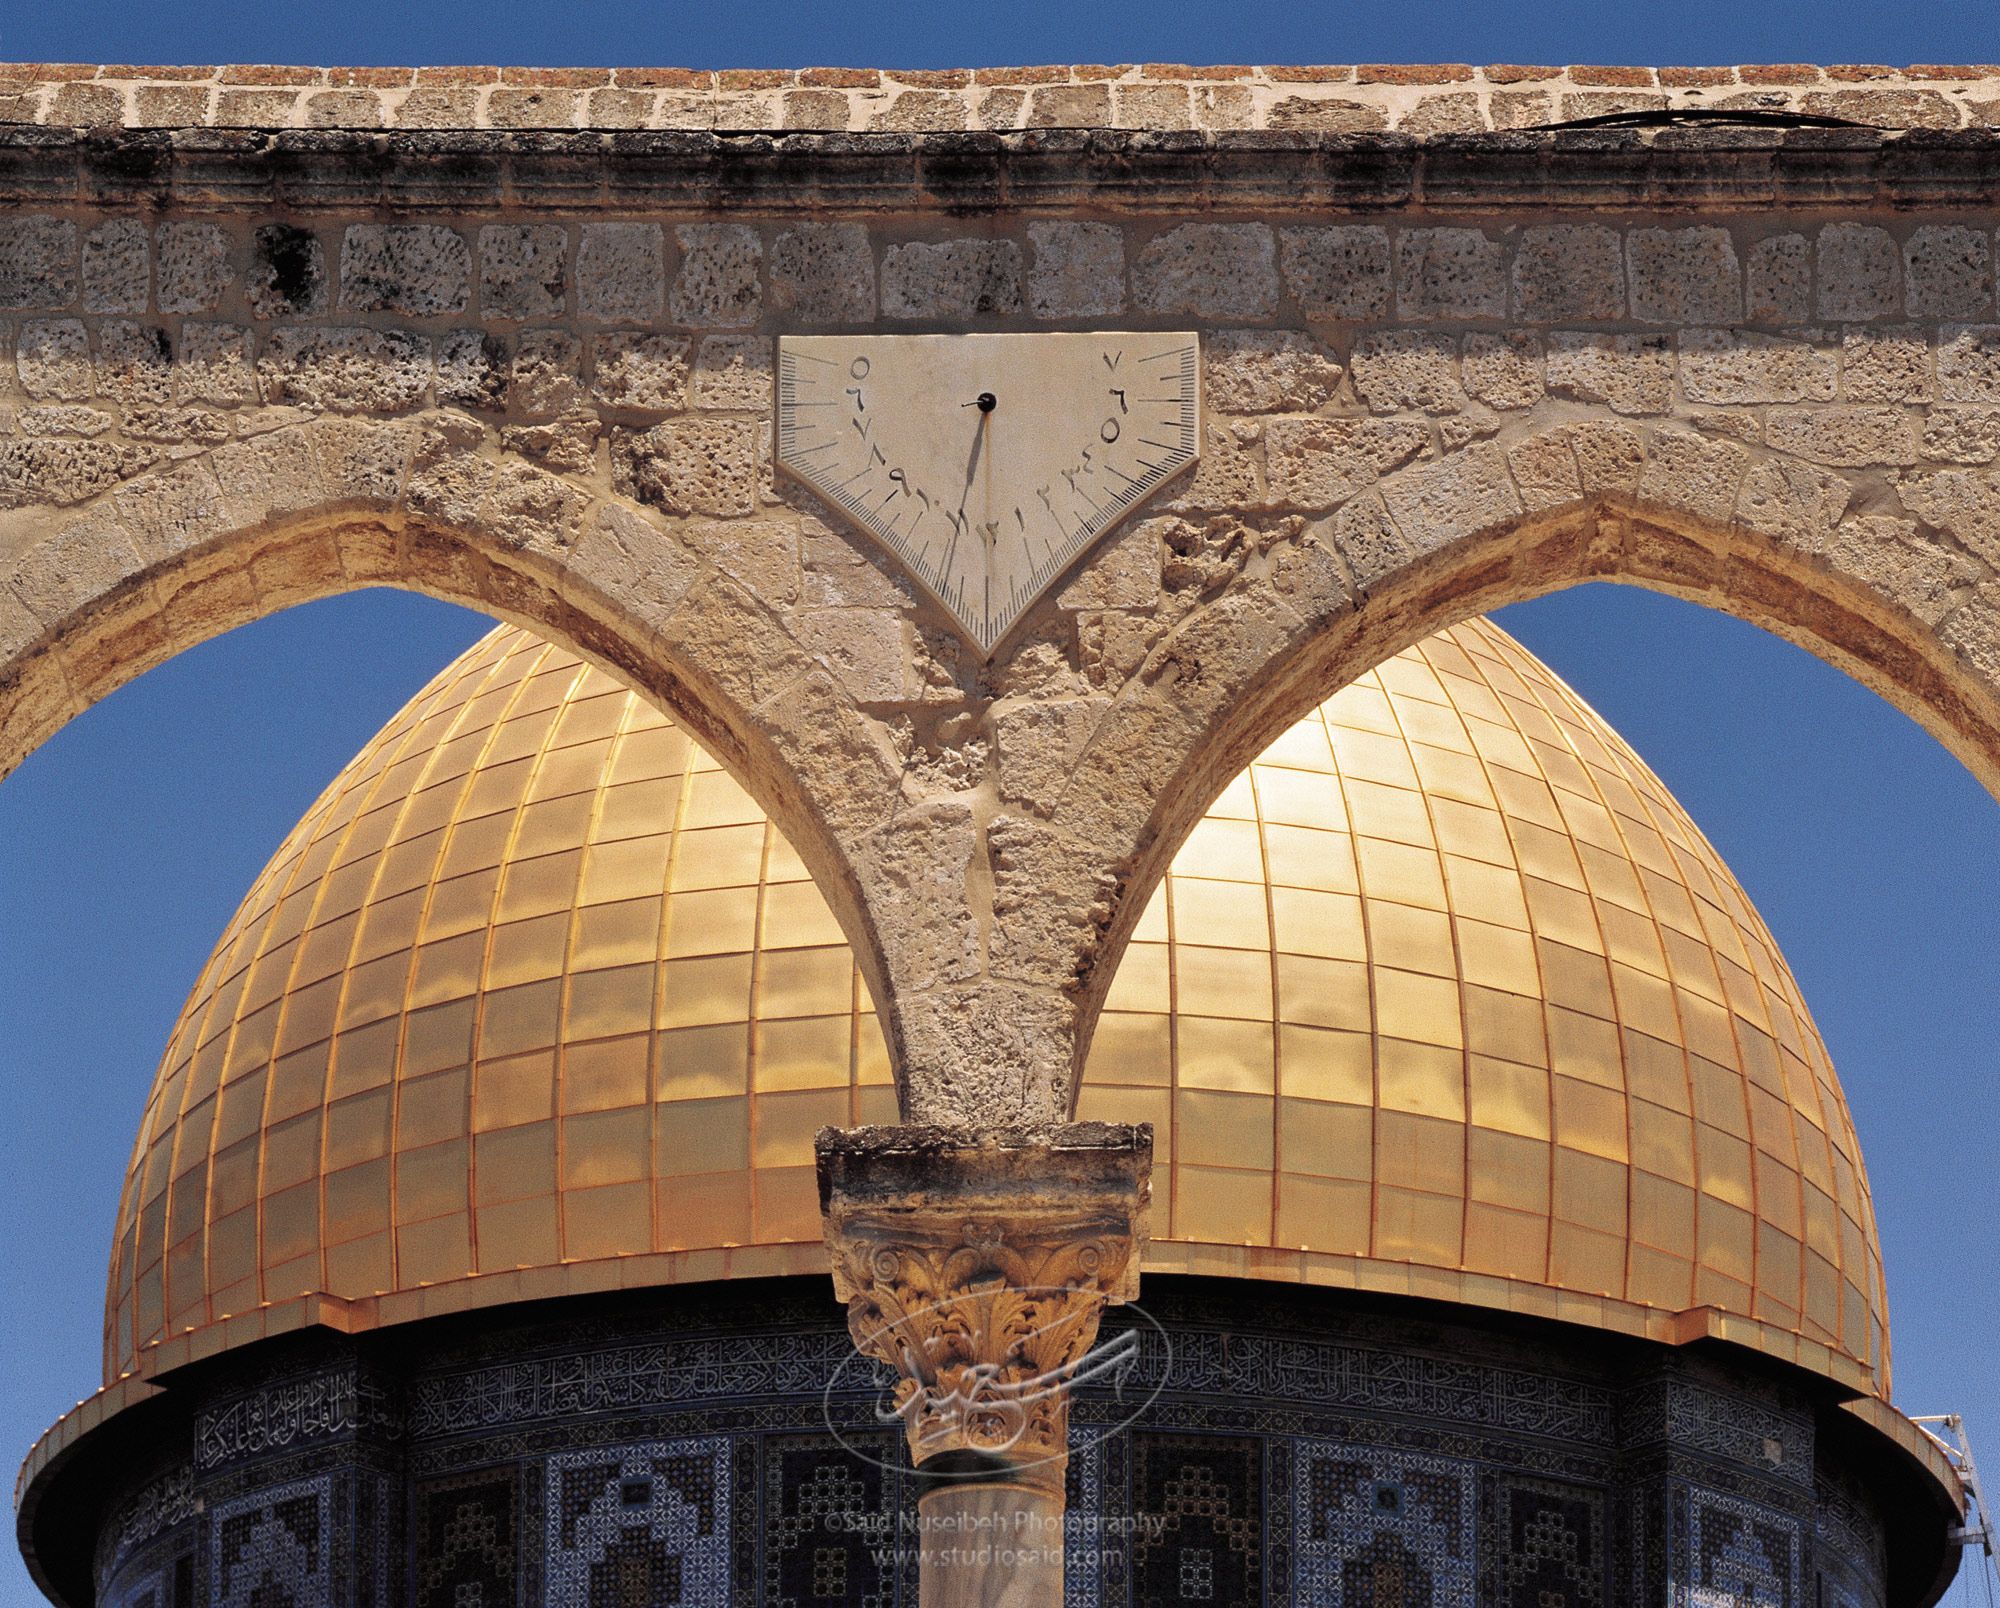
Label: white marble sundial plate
xmin=775 ymin=332 xmax=1201 ymax=656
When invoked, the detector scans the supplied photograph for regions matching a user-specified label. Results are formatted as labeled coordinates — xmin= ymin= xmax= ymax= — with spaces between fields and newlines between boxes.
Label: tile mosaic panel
xmin=1295 ymin=1441 xmax=1476 ymax=1606
xmin=543 ymin=1439 xmax=729 ymax=1608
xmin=1481 ymin=1473 xmax=1605 ymax=1608
xmin=1686 ymin=1488 xmax=1801 ymax=1608
xmin=208 ymin=1475 xmax=332 ymax=1608
xmin=414 ymin=1469 xmax=517 ymax=1608
xmin=1130 ymin=1433 xmax=1262 ymax=1608
xmin=763 ymin=1432 xmax=898 ymax=1608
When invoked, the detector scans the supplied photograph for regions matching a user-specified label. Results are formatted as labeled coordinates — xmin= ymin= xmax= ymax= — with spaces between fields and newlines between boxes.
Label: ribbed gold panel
xmin=104 ymin=618 xmax=1888 ymax=1397
xmin=104 ymin=628 xmax=894 ymax=1381
xmin=1076 ymin=619 xmax=1886 ymax=1393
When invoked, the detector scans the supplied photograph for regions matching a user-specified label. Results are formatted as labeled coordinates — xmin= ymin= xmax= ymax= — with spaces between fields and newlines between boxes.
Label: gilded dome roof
xmin=104 ymin=619 xmax=1890 ymax=1397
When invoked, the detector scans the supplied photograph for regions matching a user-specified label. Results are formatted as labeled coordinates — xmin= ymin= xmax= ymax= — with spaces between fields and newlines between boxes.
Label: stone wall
xmin=2 ymin=102 xmax=1998 ymax=1125
xmin=1 ymin=60 xmax=1998 ymax=133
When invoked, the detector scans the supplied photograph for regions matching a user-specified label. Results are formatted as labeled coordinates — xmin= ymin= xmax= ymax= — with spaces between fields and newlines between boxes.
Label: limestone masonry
xmin=2 ymin=61 xmax=2000 ymax=133
xmin=2 ymin=67 xmax=1998 ymax=1134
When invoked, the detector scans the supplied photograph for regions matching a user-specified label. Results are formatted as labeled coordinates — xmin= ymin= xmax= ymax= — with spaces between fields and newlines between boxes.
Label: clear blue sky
xmin=3 ymin=4 xmax=1999 ymax=1607
xmin=0 ymin=0 xmax=1992 ymax=70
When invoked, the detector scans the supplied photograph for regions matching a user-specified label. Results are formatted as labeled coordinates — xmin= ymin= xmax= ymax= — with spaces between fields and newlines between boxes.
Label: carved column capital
xmin=816 ymin=1123 xmax=1153 ymax=1492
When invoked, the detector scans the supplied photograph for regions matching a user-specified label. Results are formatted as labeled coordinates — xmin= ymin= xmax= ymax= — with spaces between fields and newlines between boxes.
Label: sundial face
xmin=775 ymin=332 xmax=1201 ymax=656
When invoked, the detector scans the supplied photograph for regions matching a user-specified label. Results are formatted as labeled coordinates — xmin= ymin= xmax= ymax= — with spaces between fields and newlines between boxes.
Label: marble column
xmin=816 ymin=1123 xmax=1153 ymax=1608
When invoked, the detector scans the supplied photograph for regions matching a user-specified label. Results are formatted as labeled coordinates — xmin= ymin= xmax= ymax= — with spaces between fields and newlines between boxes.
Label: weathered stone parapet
xmin=817 ymin=1123 xmax=1151 ymax=1491
xmin=3 ymin=125 xmax=1999 ymax=218
xmin=4 ymin=61 xmax=2000 ymax=136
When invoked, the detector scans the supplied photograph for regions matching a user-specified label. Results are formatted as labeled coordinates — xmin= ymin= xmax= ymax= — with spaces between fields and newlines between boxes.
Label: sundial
xmin=775 ymin=332 xmax=1201 ymax=656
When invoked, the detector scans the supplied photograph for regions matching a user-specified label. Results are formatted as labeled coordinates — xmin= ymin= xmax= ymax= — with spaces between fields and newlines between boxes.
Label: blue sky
xmin=3 ymin=2 xmax=1999 ymax=1605
xmin=0 ymin=0 xmax=1993 ymax=71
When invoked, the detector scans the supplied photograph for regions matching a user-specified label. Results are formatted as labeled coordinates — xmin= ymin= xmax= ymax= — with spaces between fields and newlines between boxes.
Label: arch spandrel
xmin=1 ymin=145 xmax=1999 ymax=1128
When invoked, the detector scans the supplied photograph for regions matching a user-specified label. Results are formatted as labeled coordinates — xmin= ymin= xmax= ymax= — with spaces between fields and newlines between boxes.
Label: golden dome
xmin=104 ymin=618 xmax=1890 ymax=1398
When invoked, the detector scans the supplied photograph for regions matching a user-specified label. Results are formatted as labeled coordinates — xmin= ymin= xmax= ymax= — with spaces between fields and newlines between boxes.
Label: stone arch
xmin=0 ymin=413 xmax=923 ymax=1099
xmin=1045 ymin=423 xmax=2000 ymax=1112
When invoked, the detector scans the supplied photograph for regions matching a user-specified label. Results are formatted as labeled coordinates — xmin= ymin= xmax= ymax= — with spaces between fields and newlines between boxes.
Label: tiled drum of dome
xmin=1078 ymin=618 xmax=1887 ymax=1391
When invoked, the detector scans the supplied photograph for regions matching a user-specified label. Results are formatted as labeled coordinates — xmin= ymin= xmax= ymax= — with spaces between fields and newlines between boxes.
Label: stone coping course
xmin=1 ymin=62 xmax=1998 ymax=134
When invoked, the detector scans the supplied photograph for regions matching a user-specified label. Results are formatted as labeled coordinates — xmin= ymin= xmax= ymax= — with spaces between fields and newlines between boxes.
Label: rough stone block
xmin=1351 ymin=330 xmax=1466 ymax=414
xmin=577 ymin=223 xmax=665 ymax=324
xmin=17 ymin=405 xmax=114 ymax=438
xmin=768 ymin=223 xmax=876 ymax=323
xmin=94 ymin=320 xmax=173 ymax=406
xmin=593 ymin=332 xmax=691 ymax=411
xmin=1938 ymin=325 xmax=2000 ymax=402
xmin=481 ymin=459 xmax=590 ymax=554
xmin=259 ymin=326 xmax=432 ymax=413
xmin=1900 ymin=470 xmax=2000 ymax=569
xmin=3 ymin=509 xmax=144 ymax=624
xmin=1462 ymin=332 xmax=1544 ymax=410
xmin=1159 ymin=422 xmax=1260 ymax=514
xmin=479 ymin=225 xmax=568 ymax=320
xmin=1747 ymin=235 xmax=1811 ymax=324
xmin=247 ymin=224 xmax=328 ymax=318
xmin=1026 ymin=222 xmax=1125 ymax=318
xmin=211 ymin=426 xmax=326 ymax=529
xmin=434 ymin=329 xmax=508 ymax=412
xmin=613 ymin=417 xmax=758 ymax=516
xmin=566 ymin=503 xmax=703 ymax=626
xmin=156 ymin=222 xmax=232 ymax=314
xmin=1679 ymin=328 xmax=1837 ymax=404
xmin=1816 ymin=224 xmax=1901 ymax=321
xmin=1512 ymin=225 xmax=1624 ymax=321
xmin=993 ymin=697 xmax=1107 ymax=818
xmin=1920 ymin=406 xmax=2000 ymax=464
xmin=16 ymin=319 xmax=92 ymax=400
xmin=1267 ymin=95 xmax=1387 ymax=131
xmin=1 ymin=436 xmax=164 ymax=511
xmin=1379 ymin=443 xmax=1521 ymax=549
xmin=509 ymin=329 xmax=585 ymax=417
xmin=1028 ymin=83 xmax=1111 ymax=126
xmin=1265 ymin=418 xmax=1429 ymax=510
xmin=339 ymin=224 xmax=471 ymax=316
xmin=1903 ymin=226 xmax=1995 ymax=319
xmin=1394 ymin=228 xmax=1507 ymax=320
xmin=1627 ymin=227 xmax=1743 ymax=324
xmin=1203 ymin=329 xmax=1342 ymax=413
xmin=1841 ymin=325 xmax=1933 ymax=403
xmin=1134 ymin=223 xmax=1277 ymax=320
xmin=1546 ymin=332 xmax=1672 ymax=414
xmin=692 ymin=336 xmax=772 ymax=411
xmin=782 ymin=89 xmax=852 ymax=130
xmin=670 ymin=224 xmax=763 ymax=328
xmin=870 ymin=90 xmax=969 ymax=132
xmin=81 ymin=220 xmax=149 ymax=314
xmin=1636 ymin=430 xmax=1749 ymax=524
xmin=174 ymin=322 xmax=256 ymax=406
xmin=882 ymin=239 xmax=1023 ymax=319
xmin=1278 ymin=226 xmax=1390 ymax=320
xmin=0 ymin=218 xmax=78 ymax=310
xmin=1735 ymin=457 xmax=1852 ymax=548
xmin=1765 ymin=406 xmax=1919 ymax=466
xmin=499 ymin=416 xmax=599 ymax=475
